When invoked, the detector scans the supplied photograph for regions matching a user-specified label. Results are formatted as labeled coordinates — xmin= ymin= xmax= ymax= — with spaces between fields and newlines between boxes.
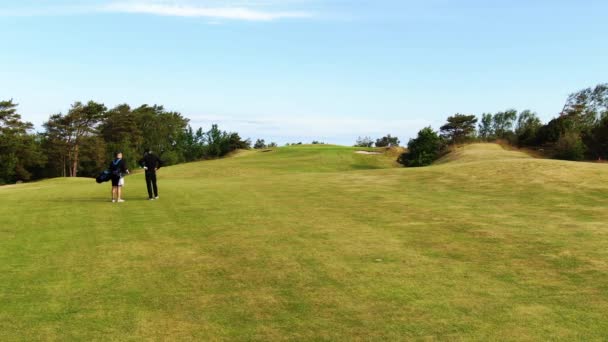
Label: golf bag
xmin=96 ymin=170 xmax=112 ymax=184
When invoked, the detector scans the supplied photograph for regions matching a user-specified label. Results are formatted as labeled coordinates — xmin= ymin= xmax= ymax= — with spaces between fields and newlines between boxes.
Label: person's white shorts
xmin=118 ymin=177 xmax=125 ymax=187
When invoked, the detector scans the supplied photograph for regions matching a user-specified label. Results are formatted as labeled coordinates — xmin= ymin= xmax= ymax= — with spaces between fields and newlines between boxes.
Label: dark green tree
xmin=562 ymin=83 xmax=608 ymax=124
xmin=515 ymin=110 xmax=543 ymax=146
xmin=0 ymin=100 xmax=45 ymax=183
xmin=132 ymin=105 xmax=189 ymax=164
xmin=43 ymin=113 xmax=71 ymax=177
xmin=100 ymin=104 xmax=143 ymax=168
xmin=227 ymin=132 xmax=251 ymax=151
xmin=586 ymin=116 xmax=608 ymax=160
xmin=440 ymin=114 xmax=478 ymax=144
xmin=204 ymin=124 xmax=230 ymax=157
xmin=177 ymin=125 xmax=249 ymax=161
xmin=355 ymin=136 xmax=374 ymax=148
xmin=77 ymin=135 xmax=108 ymax=176
xmin=178 ymin=126 xmax=205 ymax=162
xmin=554 ymin=131 xmax=586 ymax=161
xmin=537 ymin=116 xmax=577 ymax=145
xmin=43 ymin=101 xmax=107 ymax=177
xmin=254 ymin=139 xmax=267 ymax=149
xmin=478 ymin=113 xmax=494 ymax=141
xmin=375 ymin=134 xmax=400 ymax=147
xmin=492 ymin=110 xmax=518 ymax=139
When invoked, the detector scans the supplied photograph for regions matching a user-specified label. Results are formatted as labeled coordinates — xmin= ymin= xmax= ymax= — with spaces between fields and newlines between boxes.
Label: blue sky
xmin=1 ymin=0 xmax=607 ymax=145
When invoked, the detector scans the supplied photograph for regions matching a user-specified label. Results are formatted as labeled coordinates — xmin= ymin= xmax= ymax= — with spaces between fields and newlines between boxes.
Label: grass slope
xmin=1 ymin=144 xmax=607 ymax=340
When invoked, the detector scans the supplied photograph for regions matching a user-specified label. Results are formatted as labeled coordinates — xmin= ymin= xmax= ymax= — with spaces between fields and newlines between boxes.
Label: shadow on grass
xmin=350 ymin=164 xmax=384 ymax=170
xmin=52 ymin=197 xmax=153 ymax=203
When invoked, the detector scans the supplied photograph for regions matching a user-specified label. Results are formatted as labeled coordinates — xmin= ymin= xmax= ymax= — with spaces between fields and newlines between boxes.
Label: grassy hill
xmin=1 ymin=144 xmax=607 ymax=340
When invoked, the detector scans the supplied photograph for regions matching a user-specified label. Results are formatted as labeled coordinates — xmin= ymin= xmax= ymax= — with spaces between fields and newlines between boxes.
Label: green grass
xmin=1 ymin=143 xmax=607 ymax=340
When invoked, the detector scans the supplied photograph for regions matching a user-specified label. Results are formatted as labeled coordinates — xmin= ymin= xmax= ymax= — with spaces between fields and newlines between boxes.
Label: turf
xmin=1 ymin=144 xmax=607 ymax=341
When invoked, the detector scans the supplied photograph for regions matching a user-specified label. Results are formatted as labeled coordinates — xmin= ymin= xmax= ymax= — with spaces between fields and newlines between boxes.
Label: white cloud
xmin=102 ymin=1 xmax=312 ymax=21
xmin=0 ymin=1 xmax=314 ymax=21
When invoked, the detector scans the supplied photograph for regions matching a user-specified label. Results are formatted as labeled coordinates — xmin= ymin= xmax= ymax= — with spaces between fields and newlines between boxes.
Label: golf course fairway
xmin=1 ymin=143 xmax=607 ymax=340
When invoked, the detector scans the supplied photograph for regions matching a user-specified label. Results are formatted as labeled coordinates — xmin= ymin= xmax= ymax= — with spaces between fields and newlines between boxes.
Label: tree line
xmin=0 ymin=100 xmax=250 ymax=184
xmin=2 ymin=83 xmax=606 ymax=182
xmin=402 ymin=83 xmax=608 ymax=166
xmin=355 ymin=135 xmax=401 ymax=148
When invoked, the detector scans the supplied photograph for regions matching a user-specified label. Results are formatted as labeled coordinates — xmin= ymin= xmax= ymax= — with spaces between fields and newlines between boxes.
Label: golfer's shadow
xmin=52 ymin=197 xmax=151 ymax=203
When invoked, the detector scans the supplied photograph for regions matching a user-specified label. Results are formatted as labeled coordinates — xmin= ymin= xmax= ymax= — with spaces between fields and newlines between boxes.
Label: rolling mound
xmin=436 ymin=143 xmax=533 ymax=164
xmin=1 ymin=144 xmax=607 ymax=340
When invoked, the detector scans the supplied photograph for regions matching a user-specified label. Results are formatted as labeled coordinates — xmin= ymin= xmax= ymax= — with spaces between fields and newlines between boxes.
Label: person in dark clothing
xmin=138 ymin=148 xmax=163 ymax=200
xmin=109 ymin=151 xmax=129 ymax=203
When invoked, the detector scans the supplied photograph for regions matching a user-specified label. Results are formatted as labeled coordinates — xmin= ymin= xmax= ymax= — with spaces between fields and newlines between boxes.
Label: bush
xmin=254 ymin=139 xmax=266 ymax=149
xmin=399 ymin=127 xmax=446 ymax=167
xmin=554 ymin=132 xmax=586 ymax=161
xmin=375 ymin=134 xmax=400 ymax=147
xmin=228 ymin=133 xmax=251 ymax=150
